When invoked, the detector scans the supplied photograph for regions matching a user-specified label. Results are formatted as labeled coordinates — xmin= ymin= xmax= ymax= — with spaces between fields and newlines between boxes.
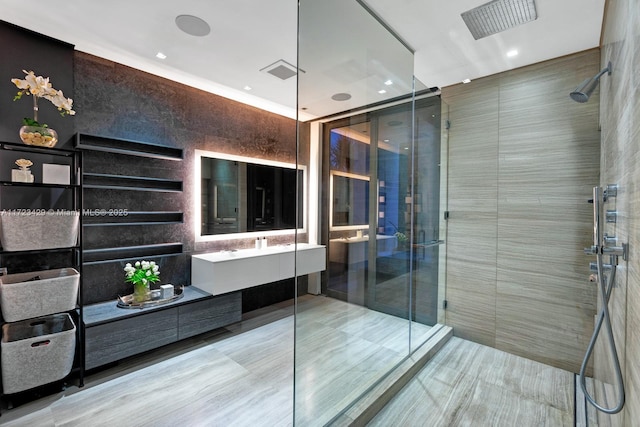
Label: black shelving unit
xmin=76 ymin=133 xmax=243 ymax=371
xmin=0 ymin=140 xmax=84 ymax=404
xmin=75 ymin=133 xmax=185 ymax=268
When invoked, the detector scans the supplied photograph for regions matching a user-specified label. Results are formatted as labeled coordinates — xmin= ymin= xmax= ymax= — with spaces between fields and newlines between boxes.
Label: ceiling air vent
xmin=260 ymin=59 xmax=299 ymax=81
xmin=461 ymin=0 xmax=538 ymax=40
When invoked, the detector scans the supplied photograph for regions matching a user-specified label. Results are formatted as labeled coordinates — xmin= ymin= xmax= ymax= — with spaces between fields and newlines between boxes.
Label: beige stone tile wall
xmin=596 ymin=0 xmax=640 ymax=425
xmin=441 ymin=49 xmax=601 ymax=373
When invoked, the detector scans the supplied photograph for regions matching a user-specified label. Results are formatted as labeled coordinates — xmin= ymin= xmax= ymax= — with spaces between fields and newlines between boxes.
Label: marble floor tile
xmin=0 ymin=298 xmax=576 ymax=427
xmin=428 ymin=338 xmax=574 ymax=412
xmin=0 ymin=296 xmax=439 ymax=427
xmin=368 ymin=337 xmax=576 ymax=427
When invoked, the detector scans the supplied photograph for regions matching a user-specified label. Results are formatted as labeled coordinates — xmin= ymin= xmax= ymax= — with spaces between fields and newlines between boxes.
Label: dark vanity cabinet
xmin=83 ymin=288 xmax=240 ymax=369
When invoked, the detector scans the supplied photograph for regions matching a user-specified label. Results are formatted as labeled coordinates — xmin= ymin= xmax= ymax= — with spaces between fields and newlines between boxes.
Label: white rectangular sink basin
xmin=192 ymin=243 xmax=326 ymax=296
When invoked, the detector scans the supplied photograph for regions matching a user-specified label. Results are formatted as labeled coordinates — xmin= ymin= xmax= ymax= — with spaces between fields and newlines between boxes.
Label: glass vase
xmin=133 ymin=282 xmax=150 ymax=302
xmin=19 ymin=125 xmax=58 ymax=147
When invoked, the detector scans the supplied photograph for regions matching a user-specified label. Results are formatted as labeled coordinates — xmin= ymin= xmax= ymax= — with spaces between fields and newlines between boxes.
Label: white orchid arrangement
xmin=124 ymin=260 xmax=160 ymax=287
xmin=11 ymin=69 xmax=76 ymax=130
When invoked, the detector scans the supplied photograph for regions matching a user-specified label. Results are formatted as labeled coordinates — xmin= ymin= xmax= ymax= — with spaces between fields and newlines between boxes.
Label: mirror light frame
xmin=329 ymin=170 xmax=373 ymax=231
xmin=194 ymin=149 xmax=307 ymax=242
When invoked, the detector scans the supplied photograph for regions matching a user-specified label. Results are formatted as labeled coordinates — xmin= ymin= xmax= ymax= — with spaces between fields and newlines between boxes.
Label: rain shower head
xmin=570 ymin=61 xmax=612 ymax=103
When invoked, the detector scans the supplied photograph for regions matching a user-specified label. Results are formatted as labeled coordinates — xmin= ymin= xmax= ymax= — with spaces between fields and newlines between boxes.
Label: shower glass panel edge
xmin=295 ymin=0 xmax=427 ymax=424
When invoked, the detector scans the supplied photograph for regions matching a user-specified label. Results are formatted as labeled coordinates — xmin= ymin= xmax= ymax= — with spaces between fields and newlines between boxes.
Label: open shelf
xmin=82 ymin=243 xmax=183 ymax=265
xmin=1 ymin=141 xmax=77 ymax=157
xmin=0 ymin=246 xmax=79 ymax=256
xmin=75 ymin=134 xmax=183 ymax=161
xmin=82 ymin=211 xmax=184 ymax=227
xmin=82 ymin=173 xmax=183 ymax=192
xmin=0 ymin=181 xmax=79 ymax=189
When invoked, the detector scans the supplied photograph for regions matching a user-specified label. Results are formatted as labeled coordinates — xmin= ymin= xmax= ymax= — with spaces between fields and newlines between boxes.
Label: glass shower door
xmin=296 ymin=0 xmax=418 ymax=424
xmin=364 ymin=96 xmax=442 ymax=346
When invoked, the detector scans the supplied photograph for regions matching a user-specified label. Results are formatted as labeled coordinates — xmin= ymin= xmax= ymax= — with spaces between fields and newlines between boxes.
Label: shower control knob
xmin=584 ymin=245 xmax=599 ymax=255
xmin=605 ymin=184 xmax=618 ymax=198
xmin=603 ymin=243 xmax=629 ymax=260
xmin=590 ymin=261 xmax=613 ymax=272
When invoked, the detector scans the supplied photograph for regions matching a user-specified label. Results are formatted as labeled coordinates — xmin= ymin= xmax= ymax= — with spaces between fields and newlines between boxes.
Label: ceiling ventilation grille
xmin=461 ymin=0 xmax=538 ymax=40
xmin=260 ymin=59 xmax=299 ymax=80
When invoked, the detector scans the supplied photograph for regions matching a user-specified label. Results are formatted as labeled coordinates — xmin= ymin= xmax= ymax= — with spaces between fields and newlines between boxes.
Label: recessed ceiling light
xmin=404 ymin=147 xmax=409 ymax=150
xmin=462 ymin=78 xmax=472 ymax=84
xmin=156 ymin=52 xmax=167 ymax=60
xmin=331 ymin=93 xmax=352 ymax=101
xmin=384 ymin=80 xmax=393 ymax=86
xmin=507 ymin=49 xmax=518 ymax=57
xmin=244 ymin=86 xmax=252 ymax=91
xmin=175 ymin=15 xmax=211 ymax=37
xmin=378 ymin=89 xmax=387 ymax=94
xmin=383 ymin=139 xmax=390 ymax=142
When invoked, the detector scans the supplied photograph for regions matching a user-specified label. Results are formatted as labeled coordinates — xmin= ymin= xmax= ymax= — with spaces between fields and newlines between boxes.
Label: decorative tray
xmin=117 ymin=286 xmax=184 ymax=309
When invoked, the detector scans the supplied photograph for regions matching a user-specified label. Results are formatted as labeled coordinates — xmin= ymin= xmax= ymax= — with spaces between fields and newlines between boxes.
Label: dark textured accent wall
xmin=74 ymin=52 xmax=308 ymax=305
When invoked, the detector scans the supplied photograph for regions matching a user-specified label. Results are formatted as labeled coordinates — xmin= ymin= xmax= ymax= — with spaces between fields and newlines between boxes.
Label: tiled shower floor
xmin=369 ymin=336 xmax=598 ymax=427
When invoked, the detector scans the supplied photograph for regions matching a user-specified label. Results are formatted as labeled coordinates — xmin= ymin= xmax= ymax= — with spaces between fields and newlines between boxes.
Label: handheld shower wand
xmin=580 ymin=185 xmax=625 ymax=414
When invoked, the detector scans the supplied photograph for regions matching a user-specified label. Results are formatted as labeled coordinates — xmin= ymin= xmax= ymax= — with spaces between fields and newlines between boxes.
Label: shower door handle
xmin=413 ymin=240 xmax=445 ymax=260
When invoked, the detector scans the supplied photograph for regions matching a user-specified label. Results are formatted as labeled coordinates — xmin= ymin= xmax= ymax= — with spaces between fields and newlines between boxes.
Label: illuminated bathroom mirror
xmin=329 ymin=171 xmax=370 ymax=230
xmin=195 ymin=149 xmax=305 ymax=241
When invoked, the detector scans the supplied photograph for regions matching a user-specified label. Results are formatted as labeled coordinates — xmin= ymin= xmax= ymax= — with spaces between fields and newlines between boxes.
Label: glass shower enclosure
xmin=296 ymin=0 xmax=445 ymax=424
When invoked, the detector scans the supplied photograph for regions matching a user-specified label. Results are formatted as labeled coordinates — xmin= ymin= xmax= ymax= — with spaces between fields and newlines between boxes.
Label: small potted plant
xmin=388 ymin=221 xmax=409 ymax=249
xmin=124 ymin=260 xmax=160 ymax=302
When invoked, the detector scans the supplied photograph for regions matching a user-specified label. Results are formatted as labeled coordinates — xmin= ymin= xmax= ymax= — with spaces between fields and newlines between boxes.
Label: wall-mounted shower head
xmin=570 ymin=61 xmax=612 ymax=103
